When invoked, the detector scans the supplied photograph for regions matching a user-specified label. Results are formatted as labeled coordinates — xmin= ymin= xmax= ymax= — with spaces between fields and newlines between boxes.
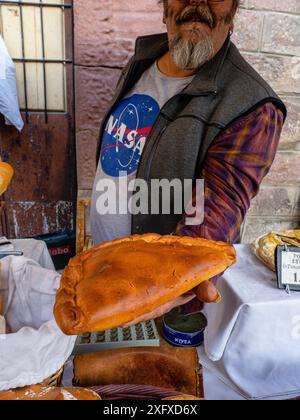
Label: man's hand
xmin=123 ymin=280 xmax=221 ymax=327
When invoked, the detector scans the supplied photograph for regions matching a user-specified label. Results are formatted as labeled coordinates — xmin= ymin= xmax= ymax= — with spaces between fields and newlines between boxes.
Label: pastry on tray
xmin=54 ymin=234 xmax=236 ymax=335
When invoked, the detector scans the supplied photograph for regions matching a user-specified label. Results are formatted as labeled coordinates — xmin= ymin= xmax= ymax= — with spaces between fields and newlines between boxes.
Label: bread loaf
xmin=54 ymin=234 xmax=236 ymax=335
xmin=0 ymin=385 xmax=101 ymax=400
xmin=252 ymin=230 xmax=300 ymax=272
xmin=74 ymin=342 xmax=199 ymax=396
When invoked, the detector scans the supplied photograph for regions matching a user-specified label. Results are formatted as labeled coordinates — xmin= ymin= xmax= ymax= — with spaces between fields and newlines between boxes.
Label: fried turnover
xmin=54 ymin=234 xmax=236 ymax=335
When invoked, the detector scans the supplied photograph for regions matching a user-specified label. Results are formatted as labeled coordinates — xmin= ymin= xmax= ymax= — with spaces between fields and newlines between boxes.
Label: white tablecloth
xmin=200 ymin=245 xmax=300 ymax=400
xmin=10 ymin=239 xmax=55 ymax=271
xmin=0 ymin=256 xmax=76 ymax=391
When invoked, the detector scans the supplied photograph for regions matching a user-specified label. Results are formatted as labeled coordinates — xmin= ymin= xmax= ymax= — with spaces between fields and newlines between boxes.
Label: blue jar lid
xmin=163 ymin=310 xmax=207 ymax=348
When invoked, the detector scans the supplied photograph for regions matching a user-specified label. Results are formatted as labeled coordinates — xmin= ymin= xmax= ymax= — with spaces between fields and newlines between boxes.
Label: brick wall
xmin=74 ymin=0 xmax=300 ymax=243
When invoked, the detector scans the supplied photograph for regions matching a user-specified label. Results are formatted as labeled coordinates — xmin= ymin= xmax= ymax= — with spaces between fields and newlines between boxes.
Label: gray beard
xmin=169 ymin=31 xmax=214 ymax=70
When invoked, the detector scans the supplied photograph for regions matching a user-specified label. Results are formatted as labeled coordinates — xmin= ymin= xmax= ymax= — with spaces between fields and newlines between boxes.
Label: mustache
xmin=175 ymin=5 xmax=216 ymax=30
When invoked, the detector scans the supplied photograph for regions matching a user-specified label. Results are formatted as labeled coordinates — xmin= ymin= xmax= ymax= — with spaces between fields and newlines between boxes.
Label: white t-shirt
xmin=91 ymin=61 xmax=195 ymax=245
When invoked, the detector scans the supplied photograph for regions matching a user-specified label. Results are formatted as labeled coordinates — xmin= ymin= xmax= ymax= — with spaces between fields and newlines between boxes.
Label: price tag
xmin=276 ymin=246 xmax=300 ymax=292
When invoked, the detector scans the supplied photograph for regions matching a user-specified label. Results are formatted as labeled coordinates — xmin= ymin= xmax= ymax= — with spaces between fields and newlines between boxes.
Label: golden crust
xmin=0 ymin=385 xmax=101 ymax=400
xmin=73 ymin=343 xmax=199 ymax=395
xmin=0 ymin=161 xmax=14 ymax=196
xmin=54 ymin=234 xmax=236 ymax=335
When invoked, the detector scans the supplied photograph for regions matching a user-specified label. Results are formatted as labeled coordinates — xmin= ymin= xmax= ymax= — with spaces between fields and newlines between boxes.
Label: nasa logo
xmin=101 ymin=94 xmax=160 ymax=177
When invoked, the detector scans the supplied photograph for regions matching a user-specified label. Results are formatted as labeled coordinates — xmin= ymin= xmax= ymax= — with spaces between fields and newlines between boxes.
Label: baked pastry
xmin=252 ymin=230 xmax=300 ymax=272
xmin=74 ymin=343 xmax=199 ymax=396
xmin=54 ymin=234 xmax=236 ymax=335
xmin=0 ymin=161 xmax=13 ymax=195
xmin=0 ymin=385 xmax=101 ymax=400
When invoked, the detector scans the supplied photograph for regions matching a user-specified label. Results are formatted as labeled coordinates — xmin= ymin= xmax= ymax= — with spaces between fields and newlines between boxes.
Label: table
xmin=10 ymin=239 xmax=55 ymax=270
xmin=200 ymin=245 xmax=300 ymax=400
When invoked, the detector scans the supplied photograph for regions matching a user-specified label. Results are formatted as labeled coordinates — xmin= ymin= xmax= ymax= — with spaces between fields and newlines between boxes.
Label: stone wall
xmin=74 ymin=0 xmax=300 ymax=243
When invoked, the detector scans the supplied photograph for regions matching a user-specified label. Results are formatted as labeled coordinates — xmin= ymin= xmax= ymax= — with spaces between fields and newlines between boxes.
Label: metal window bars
xmin=0 ymin=0 xmax=73 ymax=124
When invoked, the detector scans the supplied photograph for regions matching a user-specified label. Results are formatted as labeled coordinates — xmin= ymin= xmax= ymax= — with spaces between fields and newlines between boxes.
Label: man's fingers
xmin=123 ymin=314 xmax=152 ymax=327
xmin=123 ymin=304 xmax=170 ymax=327
xmin=123 ymin=286 xmax=219 ymax=327
xmin=123 ymin=294 xmax=195 ymax=327
xmin=194 ymin=281 xmax=221 ymax=303
xmin=177 ymin=292 xmax=196 ymax=306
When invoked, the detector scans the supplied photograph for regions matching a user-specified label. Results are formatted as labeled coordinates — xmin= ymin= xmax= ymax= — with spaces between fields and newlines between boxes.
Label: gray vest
xmin=96 ymin=34 xmax=287 ymax=236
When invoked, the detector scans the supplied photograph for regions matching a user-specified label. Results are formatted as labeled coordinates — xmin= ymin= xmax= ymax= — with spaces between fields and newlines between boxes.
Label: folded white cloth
xmin=0 ymin=237 xmax=14 ymax=252
xmin=11 ymin=239 xmax=55 ymax=271
xmin=199 ymin=348 xmax=300 ymax=401
xmin=0 ymin=35 xmax=24 ymax=132
xmin=202 ymin=245 xmax=300 ymax=400
xmin=0 ymin=256 xmax=76 ymax=391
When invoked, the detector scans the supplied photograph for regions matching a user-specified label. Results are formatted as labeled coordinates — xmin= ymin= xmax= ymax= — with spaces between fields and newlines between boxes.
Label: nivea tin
xmin=163 ymin=310 xmax=207 ymax=348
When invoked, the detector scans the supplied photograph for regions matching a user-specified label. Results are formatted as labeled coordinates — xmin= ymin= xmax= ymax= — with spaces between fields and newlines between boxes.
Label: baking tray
xmin=72 ymin=320 xmax=160 ymax=355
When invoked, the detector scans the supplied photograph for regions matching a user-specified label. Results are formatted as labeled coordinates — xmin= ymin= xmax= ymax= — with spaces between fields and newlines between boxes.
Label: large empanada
xmin=54 ymin=234 xmax=236 ymax=335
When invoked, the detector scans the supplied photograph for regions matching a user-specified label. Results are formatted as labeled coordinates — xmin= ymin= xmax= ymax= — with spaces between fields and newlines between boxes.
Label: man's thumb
xmin=194 ymin=281 xmax=222 ymax=303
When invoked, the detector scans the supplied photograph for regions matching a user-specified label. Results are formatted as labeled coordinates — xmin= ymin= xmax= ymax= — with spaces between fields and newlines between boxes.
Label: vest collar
xmin=134 ymin=32 xmax=232 ymax=95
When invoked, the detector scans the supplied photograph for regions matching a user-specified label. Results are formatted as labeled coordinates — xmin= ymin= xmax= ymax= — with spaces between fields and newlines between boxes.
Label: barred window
xmin=0 ymin=0 xmax=72 ymax=121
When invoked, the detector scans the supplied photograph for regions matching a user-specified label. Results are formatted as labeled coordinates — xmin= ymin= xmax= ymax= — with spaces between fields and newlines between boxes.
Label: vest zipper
xmin=143 ymin=92 xmax=183 ymax=183
xmin=146 ymin=125 xmax=167 ymax=182
xmin=144 ymin=90 xmax=217 ymax=182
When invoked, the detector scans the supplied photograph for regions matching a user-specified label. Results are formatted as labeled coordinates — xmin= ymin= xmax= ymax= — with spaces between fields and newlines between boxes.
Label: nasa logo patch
xmin=100 ymin=94 xmax=160 ymax=177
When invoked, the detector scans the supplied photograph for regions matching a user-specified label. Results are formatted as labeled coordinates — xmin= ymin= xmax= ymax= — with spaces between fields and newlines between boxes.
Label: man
xmin=91 ymin=0 xmax=286 ymax=323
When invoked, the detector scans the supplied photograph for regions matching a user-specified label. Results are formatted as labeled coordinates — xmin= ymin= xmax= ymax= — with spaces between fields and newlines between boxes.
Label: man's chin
xmin=179 ymin=22 xmax=210 ymax=42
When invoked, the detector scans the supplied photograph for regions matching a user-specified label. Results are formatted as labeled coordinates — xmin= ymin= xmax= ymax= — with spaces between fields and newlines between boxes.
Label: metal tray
xmin=72 ymin=320 xmax=160 ymax=355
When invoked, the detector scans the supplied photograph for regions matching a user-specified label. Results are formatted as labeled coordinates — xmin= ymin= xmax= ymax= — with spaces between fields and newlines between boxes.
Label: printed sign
xmin=276 ymin=246 xmax=300 ymax=292
xmin=49 ymin=245 xmax=71 ymax=257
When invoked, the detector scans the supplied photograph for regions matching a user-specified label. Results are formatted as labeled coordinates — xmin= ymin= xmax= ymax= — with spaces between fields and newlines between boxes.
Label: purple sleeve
xmin=176 ymin=102 xmax=284 ymax=244
xmin=177 ymin=102 xmax=284 ymax=315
